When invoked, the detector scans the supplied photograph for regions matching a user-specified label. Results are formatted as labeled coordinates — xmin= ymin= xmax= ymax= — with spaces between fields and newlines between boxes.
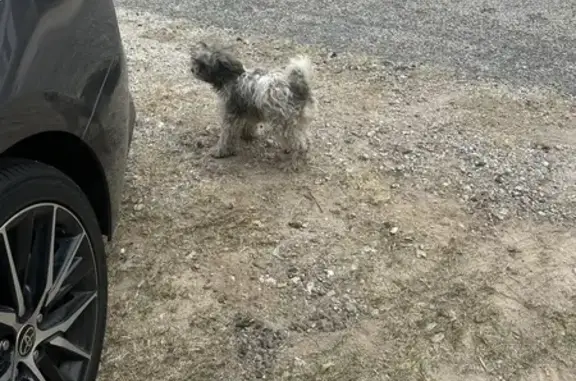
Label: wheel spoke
xmin=46 ymin=233 xmax=85 ymax=306
xmin=21 ymin=358 xmax=47 ymax=381
xmin=12 ymin=211 xmax=35 ymax=284
xmin=0 ymin=361 xmax=15 ymax=381
xmin=47 ymin=257 xmax=91 ymax=308
xmin=37 ymin=292 xmax=96 ymax=343
xmin=48 ymin=336 xmax=90 ymax=360
xmin=0 ymin=309 xmax=16 ymax=328
xmin=36 ymin=352 xmax=68 ymax=381
xmin=34 ymin=206 xmax=57 ymax=315
xmin=1 ymin=229 xmax=26 ymax=317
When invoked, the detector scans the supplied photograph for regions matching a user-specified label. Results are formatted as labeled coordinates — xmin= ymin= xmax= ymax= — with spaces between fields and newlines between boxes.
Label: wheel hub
xmin=0 ymin=203 xmax=101 ymax=381
xmin=16 ymin=325 xmax=36 ymax=358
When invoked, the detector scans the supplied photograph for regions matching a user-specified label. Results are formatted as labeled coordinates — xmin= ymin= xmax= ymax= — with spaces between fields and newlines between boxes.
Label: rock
xmin=288 ymin=221 xmax=304 ymax=229
xmin=359 ymin=153 xmax=370 ymax=161
xmin=133 ymin=203 xmax=144 ymax=211
xmin=416 ymin=249 xmax=427 ymax=258
xmin=431 ymin=333 xmax=445 ymax=343
xmin=322 ymin=362 xmax=335 ymax=372
xmin=325 ymin=269 xmax=335 ymax=278
xmin=425 ymin=322 xmax=437 ymax=331
xmin=389 ymin=226 xmax=399 ymax=235
xmin=259 ymin=275 xmax=277 ymax=286
xmin=345 ymin=302 xmax=358 ymax=314
xmin=305 ymin=281 xmax=315 ymax=294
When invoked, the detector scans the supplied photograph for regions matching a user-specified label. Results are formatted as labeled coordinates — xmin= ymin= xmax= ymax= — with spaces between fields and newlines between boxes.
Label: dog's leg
xmin=240 ymin=120 xmax=259 ymax=141
xmin=276 ymin=119 xmax=310 ymax=171
xmin=210 ymin=116 xmax=242 ymax=158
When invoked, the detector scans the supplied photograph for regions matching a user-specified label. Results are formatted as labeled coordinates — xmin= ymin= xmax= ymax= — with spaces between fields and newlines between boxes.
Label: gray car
xmin=0 ymin=1 xmax=135 ymax=381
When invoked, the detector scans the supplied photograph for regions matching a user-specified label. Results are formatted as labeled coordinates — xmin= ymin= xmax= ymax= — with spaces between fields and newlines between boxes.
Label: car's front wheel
xmin=0 ymin=160 xmax=107 ymax=381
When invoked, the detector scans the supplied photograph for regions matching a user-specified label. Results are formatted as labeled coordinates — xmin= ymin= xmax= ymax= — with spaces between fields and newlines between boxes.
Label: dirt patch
xmin=100 ymin=7 xmax=576 ymax=381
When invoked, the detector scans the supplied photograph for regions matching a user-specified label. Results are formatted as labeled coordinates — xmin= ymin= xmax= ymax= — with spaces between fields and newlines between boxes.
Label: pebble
xmin=305 ymin=281 xmax=315 ymax=294
xmin=431 ymin=333 xmax=445 ymax=343
xmin=416 ymin=249 xmax=427 ymax=258
xmin=133 ymin=203 xmax=144 ymax=211
xmin=425 ymin=322 xmax=437 ymax=331
xmin=359 ymin=153 xmax=370 ymax=161
xmin=389 ymin=226 xmax=399 ymax=235
xmin=345 ymin=302 xmax=357 ymax=314
xmin=288 ymin=221 xmax=304 ymax=229
xmin=322 ymin=362 xmax=335 ymax=371
xmin=259 ymin=275 xmax=277 ymax=286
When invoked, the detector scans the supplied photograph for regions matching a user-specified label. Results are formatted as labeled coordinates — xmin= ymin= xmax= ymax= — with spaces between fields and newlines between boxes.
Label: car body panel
xmin=0 ymin=0 xmax=134 ymax=234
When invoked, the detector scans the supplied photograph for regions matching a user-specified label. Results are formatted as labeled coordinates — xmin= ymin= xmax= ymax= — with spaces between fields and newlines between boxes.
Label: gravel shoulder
xmin=101 ymin=8 xmax=576 ymax=381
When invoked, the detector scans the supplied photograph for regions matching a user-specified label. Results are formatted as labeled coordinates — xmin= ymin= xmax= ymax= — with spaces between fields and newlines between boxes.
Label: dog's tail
xmin=285 ymin=55 xmax=313 ymax=100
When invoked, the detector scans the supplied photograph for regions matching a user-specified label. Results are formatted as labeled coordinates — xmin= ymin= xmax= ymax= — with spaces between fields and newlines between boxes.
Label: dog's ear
xmin=217 ymin=54 xmax=244 ymax=75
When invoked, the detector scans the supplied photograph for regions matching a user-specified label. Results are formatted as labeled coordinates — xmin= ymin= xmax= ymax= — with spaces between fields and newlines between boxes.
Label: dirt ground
xmin=99 ymin=8 xmax=576 ymax=381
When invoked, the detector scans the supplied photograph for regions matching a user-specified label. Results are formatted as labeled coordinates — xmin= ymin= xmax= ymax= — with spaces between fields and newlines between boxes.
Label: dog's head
xmin=190 ymin=41 xmax=245 ymax=89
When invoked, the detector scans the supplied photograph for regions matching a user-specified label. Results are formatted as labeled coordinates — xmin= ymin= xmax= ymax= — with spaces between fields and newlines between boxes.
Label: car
xmin=0 ymin=1 xmax=135 ymax=381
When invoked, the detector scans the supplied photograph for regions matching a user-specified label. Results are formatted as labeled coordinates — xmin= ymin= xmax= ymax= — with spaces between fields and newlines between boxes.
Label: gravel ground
xmin=100 ymin=8 xmax=576 ymax=381
xmin=116 ymin=0 xmax=576 ymax=95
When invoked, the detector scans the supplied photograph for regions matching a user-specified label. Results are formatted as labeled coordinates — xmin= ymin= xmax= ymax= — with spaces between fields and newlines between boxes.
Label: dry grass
xmin=99 ymin=8 xmax=576 ymax=381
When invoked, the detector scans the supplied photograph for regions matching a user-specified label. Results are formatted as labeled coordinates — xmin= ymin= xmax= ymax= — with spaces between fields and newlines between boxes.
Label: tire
xmin=0 ymin=159 xmax=107 ymax=381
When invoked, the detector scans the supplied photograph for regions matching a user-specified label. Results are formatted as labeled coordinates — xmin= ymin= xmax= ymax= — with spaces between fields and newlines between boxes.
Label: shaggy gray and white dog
xmin=190 ymin=42 xmax=316 ymax=166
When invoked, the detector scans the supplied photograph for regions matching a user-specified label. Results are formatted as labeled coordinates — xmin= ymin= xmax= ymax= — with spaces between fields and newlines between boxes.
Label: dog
xmin=190 ymin=41 xmax=316 ymax=167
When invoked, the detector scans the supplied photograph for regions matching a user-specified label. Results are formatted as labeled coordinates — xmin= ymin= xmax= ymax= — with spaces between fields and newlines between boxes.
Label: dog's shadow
xmin=177 ymin=127 xmax=310 ymax=176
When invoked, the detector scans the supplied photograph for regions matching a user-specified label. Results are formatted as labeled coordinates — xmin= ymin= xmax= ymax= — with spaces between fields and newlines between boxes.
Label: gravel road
xmin=116 ymin=0 xmax=576 ymax=95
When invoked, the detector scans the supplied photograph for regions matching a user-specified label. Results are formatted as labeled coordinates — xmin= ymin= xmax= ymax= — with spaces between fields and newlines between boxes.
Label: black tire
xmin=0 ymin=159 xmax=107 ymax=381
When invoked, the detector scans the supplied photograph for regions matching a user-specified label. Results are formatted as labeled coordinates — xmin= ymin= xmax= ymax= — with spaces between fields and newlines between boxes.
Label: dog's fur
xmin=190 ymin=42 xmax=316 ymax=166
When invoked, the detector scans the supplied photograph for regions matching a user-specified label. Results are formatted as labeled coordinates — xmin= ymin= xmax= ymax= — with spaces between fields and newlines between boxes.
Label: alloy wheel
xmin=0 ymin=203 xmax=99 ymax=381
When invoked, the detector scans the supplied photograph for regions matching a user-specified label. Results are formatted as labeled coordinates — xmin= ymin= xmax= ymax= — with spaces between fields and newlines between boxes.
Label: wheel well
xmin=2 ymin=131 xmax=111 ymax=237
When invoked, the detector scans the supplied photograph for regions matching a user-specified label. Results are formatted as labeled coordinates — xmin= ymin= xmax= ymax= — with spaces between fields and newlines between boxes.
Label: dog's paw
xmin=209 ymin=146 xmax=236 ymax=158
xmin=279 ymin=152 xmax=308 ymax=172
